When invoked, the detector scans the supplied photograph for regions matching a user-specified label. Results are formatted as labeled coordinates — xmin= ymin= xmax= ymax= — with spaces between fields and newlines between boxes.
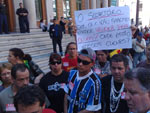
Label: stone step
xmin=0 ymin=31 xmax=75 ymax=73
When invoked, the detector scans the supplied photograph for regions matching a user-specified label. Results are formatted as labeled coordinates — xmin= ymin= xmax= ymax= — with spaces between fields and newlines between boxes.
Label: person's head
xmin=19 ymin=3 xmax=23 ymax=8
xmin=78 ymin=48 xmax=96 ymax=76
xmin=137 ymin=32 xmax=143 ymax=40
xmin=53 ymin=19 xmax=57 ymax=25
xmin=8 ymin=48 xmax=24 ymax=65
xmin=124 ymin=68 xmax=150 ymax=113
xmin=146 ymin=43 xmax=150 ymax=61
xmin=49 ymin=53 xmax=62 ymax=74
xmin=0 ymin=63 xmax=12 ymax=85
xmin=14 ymin=85 xmax=45 ymax=113
xmin=96 ymin=50 xmax=109 ymax=63
xmin=110 ymin=54 xmax=129 ymax=83
xmin=61 ymin=17 xmax=64 ymax=20
xmin=11 ymin=64 xmax=29 ymax=90
xmin=65 ymin=42 xmax=77 ymax=58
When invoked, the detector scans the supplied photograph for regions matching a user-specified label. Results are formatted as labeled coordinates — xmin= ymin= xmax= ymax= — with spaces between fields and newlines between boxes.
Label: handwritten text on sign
xmin=75 ymin=6 xmax=132 ymax=51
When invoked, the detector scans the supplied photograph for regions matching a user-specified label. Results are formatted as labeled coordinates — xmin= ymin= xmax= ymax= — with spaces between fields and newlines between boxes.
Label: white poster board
xmin=75 ymin=6 xmax=132 ymax=51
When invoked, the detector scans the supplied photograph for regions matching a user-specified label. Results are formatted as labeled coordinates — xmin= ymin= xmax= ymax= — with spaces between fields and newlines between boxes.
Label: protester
xmin=49 ymin=19 xmax=63 ymax=55
xmin=121 ymin=49 xmax=133 ymax=69
xmin=137 ymin=43 xmax=150 ymax=68
xmin=0 ymin=63 xmax=12 ymax=92
xmin=68 ymin=18 xmax=73 ymax=36
xmin=14 ymin=85 xmax=56 ymax=113
xmin=101 ymin=54 xmax=129 ymax=113
xmin=16 ymin=3 xmax=30 ymax=33
xmin=93 ymin=50 xmax=111 ymax=78
xmin=132 ymin=32 xmax=146 ymax=68
xmin=59 ymin=17 xmax=66 ymax=34
xmin=39 ymin=53 xmax=69 ymax=113
xmin=0 ymin=64 xmax=29 ymax=113
xmin=7 ymin=48 xmax=44 ymax=84
xmin=64 ymin=48 xmax=101 ymax=113
xmin=124 ymin=68 xmax=150 ymax=113
xmin=40 ymin=19 xmax=47 ymax=32
xmin=62 ymin=42 xmax=78 ymax=72
xmin=0 ymin=0 xmax=9 ymax=34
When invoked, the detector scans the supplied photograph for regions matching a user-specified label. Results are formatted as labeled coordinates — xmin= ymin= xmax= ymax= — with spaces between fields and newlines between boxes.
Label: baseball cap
xmin=79 ymin=48 xmax=96 ymax=62
xmin=137 ymin=32 xmax=143 ymax=37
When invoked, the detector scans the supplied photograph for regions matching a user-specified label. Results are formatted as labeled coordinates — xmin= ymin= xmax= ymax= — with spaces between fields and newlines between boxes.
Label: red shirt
xmin=62 ymin=55 xmax=77 ymax=72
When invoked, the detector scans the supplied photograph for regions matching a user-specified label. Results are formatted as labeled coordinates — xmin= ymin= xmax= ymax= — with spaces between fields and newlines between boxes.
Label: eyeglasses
xmin=77 ymin=58 xmax=91 ymax=65
xmin=50 ymin=61 xmax=61 ymax=65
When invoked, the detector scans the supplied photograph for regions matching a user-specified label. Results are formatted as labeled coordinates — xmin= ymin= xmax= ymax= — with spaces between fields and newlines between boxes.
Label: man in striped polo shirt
xmin=64 ymin=48 xmax=102 ymax=113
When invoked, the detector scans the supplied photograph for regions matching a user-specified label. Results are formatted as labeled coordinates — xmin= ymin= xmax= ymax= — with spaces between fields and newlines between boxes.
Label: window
xmin=53 ymin=0 xmax=57 ymax=19
xmin=63 ymin=0 xmax=70 ymax=18
xmin=76 ymin=0 xmax=82 ymax=10
xmin=35 ymin=0 xmax=42 ymax=20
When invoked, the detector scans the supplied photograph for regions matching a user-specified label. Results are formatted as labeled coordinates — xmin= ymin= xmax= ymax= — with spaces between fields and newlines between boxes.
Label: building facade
xmin=5 ymin=0 xmax=112 ymax=32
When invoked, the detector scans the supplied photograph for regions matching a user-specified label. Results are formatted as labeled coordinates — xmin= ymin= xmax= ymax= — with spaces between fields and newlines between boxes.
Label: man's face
xmin=13 ymin=69 xmax=29 ymax=89
xmin=77 ymin=55 xmax=94 ymax=75
xmin=17 ymin=102 xmax=44 ymax=113
xmin=96 ymin=50 xmax=107 ymax=63
xmin=111 ymin=61 xmax=126 ymax=83
xmin=124 ymin=78 xmax=150 ymax=113
xmin=50 ymin=59 xmax=62 ymax=74
xmin=19 ymin=3 xmax=23 ymax=8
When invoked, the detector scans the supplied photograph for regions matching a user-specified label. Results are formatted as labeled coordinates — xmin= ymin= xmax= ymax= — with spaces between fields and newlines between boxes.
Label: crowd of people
xmin=0 ymin=27 xmax=150 ymax=113
xmin=1 ymin=1 xmax=150 ymax=113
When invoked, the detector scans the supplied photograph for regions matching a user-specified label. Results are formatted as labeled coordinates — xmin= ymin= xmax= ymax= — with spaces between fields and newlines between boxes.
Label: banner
xmin=75 ymin=6 xmax=132 ymax=51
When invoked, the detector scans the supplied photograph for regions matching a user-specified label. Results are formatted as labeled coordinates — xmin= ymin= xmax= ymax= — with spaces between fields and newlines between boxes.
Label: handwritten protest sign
xmin=74 ymin=6 xmax=132 ymax=51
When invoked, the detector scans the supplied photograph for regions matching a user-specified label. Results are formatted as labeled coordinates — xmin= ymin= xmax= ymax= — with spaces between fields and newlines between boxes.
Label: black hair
xmin=65 ymin=42 xmax=76 ymax=55
xmin=9 ymin=48 xmax=32 ymax=61
xmin=125 ymin=67 xmax=150 ymax=91
xmin=49 ymin=53 xmax=62 ymax=63
xmin=11 ymin=64 xmax=28 ymax=79
xmin=110 ymin=54 xmax=129 ymax=67
xmin=14 ymin=85 xmax=45 ymax=111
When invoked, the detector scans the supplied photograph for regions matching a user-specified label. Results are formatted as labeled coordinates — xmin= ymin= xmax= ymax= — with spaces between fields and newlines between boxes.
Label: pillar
xmin=70 ymin=0 xmax=76 ymax=22
xmin=92 ymin=0 xmax=97 ymax=9
xmin=84 ymin=0 xmax=89 ymax=9
xmin=45 ymin=0 xmax=54 ymax=22
xmin=23 ymin=0 xmax=37 ymax=28
xmin=56 ymin=0 xmax=63 ymax=20
xmin=102 ymin=0 xmax=108 ymax=7
xmin=13 ymin=0 xmax=23 ymax=31
xmin=96 ymin=0 xmax=101 ymax=8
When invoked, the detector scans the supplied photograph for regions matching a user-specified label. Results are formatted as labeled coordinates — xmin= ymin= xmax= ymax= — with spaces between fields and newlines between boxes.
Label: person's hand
xmin=131 ymin=25 xmax=137 ymax=36
xmin=72 ymin=25 xmax=77 ymax=37
xmin=34 ymin=74 xmax=44 ymax=84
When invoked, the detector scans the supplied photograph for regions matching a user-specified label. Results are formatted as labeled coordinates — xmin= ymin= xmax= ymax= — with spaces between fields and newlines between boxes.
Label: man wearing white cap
xmin=64 ymin=48 xmax=102 ymax=113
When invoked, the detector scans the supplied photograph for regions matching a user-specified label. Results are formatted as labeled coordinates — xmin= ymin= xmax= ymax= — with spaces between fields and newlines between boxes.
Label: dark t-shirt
xmin=137 ymin=60 xmax=150 ymax=69
xmin=39 ymin=71 xmax=69 ymax=113
xmin=16 ymin=8 xmax=28 ymax=18
xmin=101 ymin=75 xmax=129 ymax=113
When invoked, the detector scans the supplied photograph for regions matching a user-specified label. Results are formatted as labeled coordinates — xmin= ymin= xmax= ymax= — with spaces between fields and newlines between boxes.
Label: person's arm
xmin=64 ymin=93 xmax=68 ymax=113
xmin=136 ymin=39 xmax=146 ymax=49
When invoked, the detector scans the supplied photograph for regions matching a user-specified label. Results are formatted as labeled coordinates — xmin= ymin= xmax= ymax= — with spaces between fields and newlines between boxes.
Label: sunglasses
xmin=77 ymin=58 xmax=91 ymax=65
xmin=50 ymin=61 xmax=61 ymax=65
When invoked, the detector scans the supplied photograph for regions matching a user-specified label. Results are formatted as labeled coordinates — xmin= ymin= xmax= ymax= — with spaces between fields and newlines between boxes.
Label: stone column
xmin=102 ymin=0 xmax=108 ymax=7
xmin=56 ymin=0 xmax=63 ymax=20
xmin=92 ymin=0 xmax=97 ymax=9
xmin=70 ymin=0 xmax=76 ymax=22
xmin=13 ymin=0 xmax=23 ymax=31
xmin=97 ymin=0 xmax=101 ymax=8
xmin=84 ymin=0 xmax=89 ymax=9
xmin=45 ymin=0 xmax=54 ymax=22
xmin=23 ymin=0 xmax=37 ymax=28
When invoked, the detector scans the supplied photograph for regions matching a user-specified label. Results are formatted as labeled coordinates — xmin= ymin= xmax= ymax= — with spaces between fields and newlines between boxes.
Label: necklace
xmin=110 ymin=76 xmax=124 ymax=113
